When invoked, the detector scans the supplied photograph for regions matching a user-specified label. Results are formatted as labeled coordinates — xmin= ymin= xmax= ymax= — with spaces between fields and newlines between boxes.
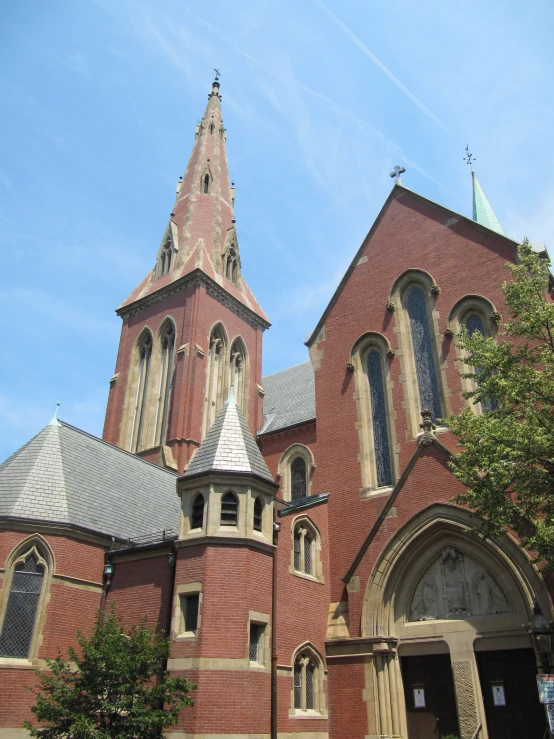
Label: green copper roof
xmin=472 ymin=172 xmax=505 ymax=236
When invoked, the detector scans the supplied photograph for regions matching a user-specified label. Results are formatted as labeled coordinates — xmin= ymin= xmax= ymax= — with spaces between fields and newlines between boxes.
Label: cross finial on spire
xmin=464 ymin=145 xmax=476 ymax=173
xmin=214 ymin=68 xmax=220 ymax=81
xmin=390 ymin=165 xmax=406 ymax=185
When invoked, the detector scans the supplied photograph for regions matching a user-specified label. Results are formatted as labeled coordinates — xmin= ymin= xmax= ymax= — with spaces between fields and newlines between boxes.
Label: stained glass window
xmin=467 ymin=313 xmax=497 ymax=411
xmin=0 ymin=555 xmax=44 ymax=658
xmin=291 ymin=457 xmax=307 ymax=500
xmin=407 ymin=287 xmax=442 ymax=419
xmin=367 ymin=350 xmax=392 ymax=487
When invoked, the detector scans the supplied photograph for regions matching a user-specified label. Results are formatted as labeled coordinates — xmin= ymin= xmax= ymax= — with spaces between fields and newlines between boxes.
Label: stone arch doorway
xmin=361 ymin=504 xmax=549 ymax=739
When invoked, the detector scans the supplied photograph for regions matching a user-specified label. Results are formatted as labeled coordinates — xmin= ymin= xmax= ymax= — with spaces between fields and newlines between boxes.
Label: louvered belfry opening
xmin=0 ymin=554 xmax=44 ymax=658
xmin=221 ymin=492 xmax=238 ymax=526
xmin=191 ymin=493 xmax=205 ymax=529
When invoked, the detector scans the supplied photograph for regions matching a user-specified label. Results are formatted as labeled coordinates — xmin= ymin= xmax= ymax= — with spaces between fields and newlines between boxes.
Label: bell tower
xmin=102 ymin=77 xmax=270 ymax=472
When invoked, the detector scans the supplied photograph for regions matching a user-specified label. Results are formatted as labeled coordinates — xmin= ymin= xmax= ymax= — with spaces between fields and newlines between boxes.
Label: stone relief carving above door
xmin=409 ymin=546 xmax=509 ymax=621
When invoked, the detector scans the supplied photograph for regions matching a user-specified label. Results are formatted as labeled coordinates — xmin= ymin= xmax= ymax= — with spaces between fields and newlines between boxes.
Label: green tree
xmin=24 ymin=606 xmax=195 ymax=738
xmin=448 ymin=240 xmax=554 ymax=565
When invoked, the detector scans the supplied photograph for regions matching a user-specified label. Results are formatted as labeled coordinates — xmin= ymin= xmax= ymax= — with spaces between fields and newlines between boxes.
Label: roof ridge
xmin=57 ymin=420 xmax=179 ymax=477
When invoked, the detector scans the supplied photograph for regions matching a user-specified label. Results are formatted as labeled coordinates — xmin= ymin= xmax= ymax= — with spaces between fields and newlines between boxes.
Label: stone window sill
xmin=289 ymin=709 xmax=327 ymax=719
xmin=0 ymin=657 xmax=36 ymax=669
xmin=290 ymin=569 xmax=324 ymax=585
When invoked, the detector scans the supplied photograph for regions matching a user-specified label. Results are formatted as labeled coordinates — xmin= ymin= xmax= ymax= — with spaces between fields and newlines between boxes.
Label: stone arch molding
xmin=362 ymin=503 xmax=550 ymax=639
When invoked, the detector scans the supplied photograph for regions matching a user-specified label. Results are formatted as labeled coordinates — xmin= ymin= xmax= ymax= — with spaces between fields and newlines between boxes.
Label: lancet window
xmin=253 ymin=497 xmax=263 ymax=532
xmin=131 ymin=332 xmax=153 ymax=452
xmin=291 ymin=457 xmax=307 ymax=501
xmin=0 ymin=550 xmax=46 ymax=659
xmin=466 ymin=313 xmax=497 ymax=412
xmin=225 ymin=247 xmax=239 ymax=284
xmin=292 ymin=648 xmax=324 ymax=713
xmin=203 ymin=174 xmax=210 ymax=194
xmin=160 ymin=240 xmax=173 ymax=276
xmin=190 ymin=493 xmax=205 ymax=530
xmin=229 ymin=338 xmax=247 ymax=414
xmin=203 ymin=325 xmax=227 ymax=437
xmin=292 ymin=519 xmax=322 ymax=579
xmin=155 ymin=321 xmax=175 ymax=446
xmin=407 ymin=286 xmax=442 ymax=420
xmin=367 ymin=349 xmax=392 ymax=488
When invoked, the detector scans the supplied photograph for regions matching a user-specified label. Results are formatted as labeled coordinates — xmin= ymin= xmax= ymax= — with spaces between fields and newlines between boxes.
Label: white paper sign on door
xmin=413 ymin=688 xmax=425 ymax=708
xmin=492 ymin=684 xmax=506 ymax=707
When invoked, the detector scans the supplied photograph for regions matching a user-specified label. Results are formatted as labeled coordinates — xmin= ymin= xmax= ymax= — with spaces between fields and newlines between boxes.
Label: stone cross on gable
xmin=390 ymin=165 xmax=406 ymax=184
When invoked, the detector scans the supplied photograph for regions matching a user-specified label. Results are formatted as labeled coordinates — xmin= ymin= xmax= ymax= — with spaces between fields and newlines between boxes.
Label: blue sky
xmin=1 ymin=0 xmax=554 ymax=461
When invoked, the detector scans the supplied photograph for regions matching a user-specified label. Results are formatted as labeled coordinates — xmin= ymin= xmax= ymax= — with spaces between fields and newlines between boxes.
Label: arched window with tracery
xmin=160 ymin=240 xmax=172 ymax=276
xmin=229 ymin=338 xmax=248 ymax=415
xmin=0 ymin=547 xmax=47 ymax=659
xmin=226 ymin=247 xmax=238 ymax=284
xmin=221 ymin=492 xmax=238 ymax=527
xmin=367 ymin=349 xmax=392 ymax=488
xmin=291 ymin=457 xmax=307 ymax=501
xmin=190 ymin=493 xmax=205 ymax=530
xmin=466 ymin=313 xmax=497 ymax=412
xmin=407 ymin=286 xmax=442 ymax=419
xmin=292 ymin=647 xmax=325 ymax=714
xmin=131 ymin=331 xmax=153 ymax=452
xmin=203 ymin=324 xmax=227 ymax=437
xmin=154 ymin=321 xmax=175 ymax=446
xmin=291 ymin=518 xmax=322 ymax=581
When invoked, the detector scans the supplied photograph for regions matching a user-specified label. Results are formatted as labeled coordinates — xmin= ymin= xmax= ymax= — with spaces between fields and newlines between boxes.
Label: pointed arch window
xmin=407 ymin=287 xmax=442 ymax=419
xmin=221 ymin=492 xmax=238 ymax=527
xmin=131 ymin=332 xmax=153 ymax=452
xmin=225 ymin=247 xmax=239 ymax=284
xmin=160 ymin=240 xmax=173 ymax=276
xmin=190 ymin=493 xmax=205 ymax=530
xmin=291 ymin=457 xmax=307 ymax=501
xmin=0 ymin=553 xmax=45 ymax=658
xmin=203 ymin=174 xmax=210 ymax=194
xmin=467 ymin=313 xmax=498 ymax=412
xmin=155 ymin=322 xmax=175 ymax=446
xmin=292 ymin=648 xmax=324 ymax=713
xmin=229 ymin=338 xmax=248 ymax=415
xmin=203 ymin=325 xmax=227 ymax=437
xmin=367 ymin=350 xmax=392 ymax=488
xmin=253 ymin=497 xmax=263 ymax=532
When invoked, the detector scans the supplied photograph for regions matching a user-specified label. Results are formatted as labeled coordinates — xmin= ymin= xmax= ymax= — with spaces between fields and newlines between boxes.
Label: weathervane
xmin=464 ymin=145 xmax=475 ymax=173
xmin=390 ymin=165 xmax=406 ymax=185
xmin=214 ymin=68 xmax=220 ymax=81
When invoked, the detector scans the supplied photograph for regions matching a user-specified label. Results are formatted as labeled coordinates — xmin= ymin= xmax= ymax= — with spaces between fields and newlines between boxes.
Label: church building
xmin=0 ymin=77 xmax=551 ymax=739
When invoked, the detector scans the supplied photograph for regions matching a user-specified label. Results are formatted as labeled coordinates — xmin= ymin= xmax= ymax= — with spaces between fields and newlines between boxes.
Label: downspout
xmin=99 ymin=551 xmax=114 ymax=622
xmin=271 ymin=516 xmax=281 ymax=739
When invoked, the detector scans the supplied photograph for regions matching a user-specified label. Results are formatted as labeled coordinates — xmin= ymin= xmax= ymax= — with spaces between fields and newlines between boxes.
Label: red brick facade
xmin=2 ymin=85 xmax=552 ymax=739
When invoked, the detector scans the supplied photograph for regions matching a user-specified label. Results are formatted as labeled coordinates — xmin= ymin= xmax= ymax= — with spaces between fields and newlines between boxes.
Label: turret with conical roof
xmin=103 ymin=80 xmax=269 ymax=472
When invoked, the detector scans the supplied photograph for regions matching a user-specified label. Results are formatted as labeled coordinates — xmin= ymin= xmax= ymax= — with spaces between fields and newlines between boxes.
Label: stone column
xmin=444 ymin=633 xmax=488 ymax=739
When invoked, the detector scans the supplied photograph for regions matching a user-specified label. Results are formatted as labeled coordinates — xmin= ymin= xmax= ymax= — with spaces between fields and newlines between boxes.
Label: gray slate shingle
xmin=261 ymin=362 xmax=315 ymax=434
xmin=0 ymin=421 xmax=180 ymax=541
xmin=184 ymin=396 xmax=273 ymax=481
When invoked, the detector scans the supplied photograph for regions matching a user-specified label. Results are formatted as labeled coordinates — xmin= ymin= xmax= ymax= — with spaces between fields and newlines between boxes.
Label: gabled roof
xmin=305 ymin=184 xmax=519 ymax=348
xmin=260 ymin=362 xmax=316 ymax=435
xmin=0 ymin=421 xmax=180 ymax=542
xmin=184 ymin=391 xmax=274 ymax=482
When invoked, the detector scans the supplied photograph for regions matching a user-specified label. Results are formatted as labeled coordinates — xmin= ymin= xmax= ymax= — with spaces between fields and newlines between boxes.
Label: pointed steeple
xmin=472 ymin=171 xmax=505 ymax=236
xmin=117 ymin=77 xmax=268 ymax=325
xmin=183 ymin=386 xmax=273 ymax=482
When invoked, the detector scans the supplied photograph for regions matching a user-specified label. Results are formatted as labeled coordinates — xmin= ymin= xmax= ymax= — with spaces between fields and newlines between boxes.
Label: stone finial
xmin=419 ymin=409 xmax=436 ymax=446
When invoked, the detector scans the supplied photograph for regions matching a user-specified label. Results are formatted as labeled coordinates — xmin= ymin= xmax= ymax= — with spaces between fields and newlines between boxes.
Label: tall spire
xmin=117 ymin=76 xmax=268 ymax=324
xmin=464 ymin=146 xmax=505 ymax=237
xmin=471 ymin=171 xmax=505 ymax=236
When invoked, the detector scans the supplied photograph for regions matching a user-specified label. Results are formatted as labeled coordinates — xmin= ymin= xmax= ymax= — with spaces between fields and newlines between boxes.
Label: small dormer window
xmin=203 ymin=174 xmax=210 ymax=194
xmin=160 ymin=241 xmax=173 ymax=276
xmin=226 ymin=247 xmax=239 ymax=284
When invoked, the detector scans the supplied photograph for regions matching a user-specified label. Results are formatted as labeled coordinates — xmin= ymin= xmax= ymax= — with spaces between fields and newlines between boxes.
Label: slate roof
xmin=0 ymin=420 xmax=180 ymax=542
xmin=184 ymin=392 xmax=274 ymax=481
xmin=260 ymin=362 xmax=316 ymax=435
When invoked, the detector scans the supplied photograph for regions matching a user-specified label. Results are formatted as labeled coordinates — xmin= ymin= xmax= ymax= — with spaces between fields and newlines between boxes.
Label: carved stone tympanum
xmin=409 ymin=546 xmax=509 ymax=621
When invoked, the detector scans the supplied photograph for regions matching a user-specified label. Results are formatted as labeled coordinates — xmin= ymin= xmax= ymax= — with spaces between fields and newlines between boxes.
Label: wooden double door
xmin=402 ymin=649 xmax=546 ymax=739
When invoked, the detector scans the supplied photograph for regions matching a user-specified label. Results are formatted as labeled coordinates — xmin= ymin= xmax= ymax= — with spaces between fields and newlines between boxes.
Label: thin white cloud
xmin=0 ymin=173 xmax=15 ymax=193
xmin=313 ymin=0 xmax=451 ymax=135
